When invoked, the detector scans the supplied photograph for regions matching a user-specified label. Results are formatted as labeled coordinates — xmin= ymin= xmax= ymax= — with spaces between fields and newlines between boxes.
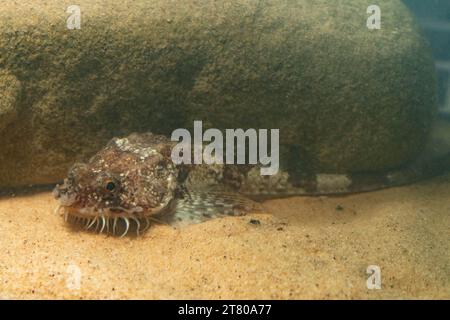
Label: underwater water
xmin=404 ymin=0 xmax=450 ymax=115
xmin=0 ymin=1 xmax=449 ymax=300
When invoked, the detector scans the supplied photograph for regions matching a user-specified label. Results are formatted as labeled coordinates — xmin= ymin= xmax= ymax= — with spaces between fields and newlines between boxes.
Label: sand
xmin=0 ymin=173 xmax=449 ymax=300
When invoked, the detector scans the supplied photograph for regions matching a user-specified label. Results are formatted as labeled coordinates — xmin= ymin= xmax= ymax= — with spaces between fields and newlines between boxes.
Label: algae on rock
xmin=0 ymin=0 xmax=437 ymax=187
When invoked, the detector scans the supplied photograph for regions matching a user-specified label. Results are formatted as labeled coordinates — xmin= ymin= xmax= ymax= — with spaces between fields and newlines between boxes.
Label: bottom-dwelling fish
xmin=53 ymin=132 xmax=450 ymax=236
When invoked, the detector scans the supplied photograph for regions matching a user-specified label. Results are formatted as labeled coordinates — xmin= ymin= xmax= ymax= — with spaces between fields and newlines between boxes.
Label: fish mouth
xmin=55 ymin=203 xmax=170 ymax=237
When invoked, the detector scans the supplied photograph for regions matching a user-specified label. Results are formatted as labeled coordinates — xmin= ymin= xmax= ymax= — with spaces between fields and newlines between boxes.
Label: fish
xmin=53 ymin=133 xmax=262 ymax=237
xmin=53 ymin=131 xmax=450 ymax=237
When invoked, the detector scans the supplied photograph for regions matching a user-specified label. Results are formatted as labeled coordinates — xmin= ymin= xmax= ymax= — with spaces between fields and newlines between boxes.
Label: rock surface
xmin=0 ymin=0 xmax=437 ymax=187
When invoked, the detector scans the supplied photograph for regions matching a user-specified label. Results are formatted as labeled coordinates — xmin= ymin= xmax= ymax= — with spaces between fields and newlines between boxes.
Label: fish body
xmin=53 ymin=133 xmax=260 ymax=236
xmin=54 ymin=131 xmax=450 ymax=236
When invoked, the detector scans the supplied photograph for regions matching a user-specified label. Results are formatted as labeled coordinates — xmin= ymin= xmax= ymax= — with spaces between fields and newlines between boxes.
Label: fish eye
xmin=105 ymin=181 xmax=116 ymax=192
xmin=155 ymin=161 xmax=166 ymax=174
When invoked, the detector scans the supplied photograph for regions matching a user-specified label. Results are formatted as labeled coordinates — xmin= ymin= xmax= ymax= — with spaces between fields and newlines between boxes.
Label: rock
xmin=0 ymin=0 xmax=437 ymax=188
xmin=0 ymin=70 xmax=20 ymax=129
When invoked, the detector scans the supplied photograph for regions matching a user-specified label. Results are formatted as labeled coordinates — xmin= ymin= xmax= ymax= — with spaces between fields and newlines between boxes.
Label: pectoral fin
xmin=162 ymin=188 xmax=264 ymax=227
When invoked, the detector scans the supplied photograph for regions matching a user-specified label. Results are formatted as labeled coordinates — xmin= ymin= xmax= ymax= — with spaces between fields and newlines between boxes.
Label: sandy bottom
xmin=0 ymin=174 xmax=449 ymax=300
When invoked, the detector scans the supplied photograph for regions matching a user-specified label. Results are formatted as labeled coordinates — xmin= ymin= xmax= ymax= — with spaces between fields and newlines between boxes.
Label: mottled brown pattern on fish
xmin=54 ymin=132 xmax=450 ymax=236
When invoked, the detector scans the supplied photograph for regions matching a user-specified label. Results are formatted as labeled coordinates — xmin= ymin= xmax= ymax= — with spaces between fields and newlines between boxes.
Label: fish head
xmin=53 ymin=135 xmax=178 ymax=227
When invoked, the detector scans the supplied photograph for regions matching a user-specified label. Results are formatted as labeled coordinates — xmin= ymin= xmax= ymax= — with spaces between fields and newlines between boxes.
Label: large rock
xmin=0 ymin=0 xmax=437 ymax=188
